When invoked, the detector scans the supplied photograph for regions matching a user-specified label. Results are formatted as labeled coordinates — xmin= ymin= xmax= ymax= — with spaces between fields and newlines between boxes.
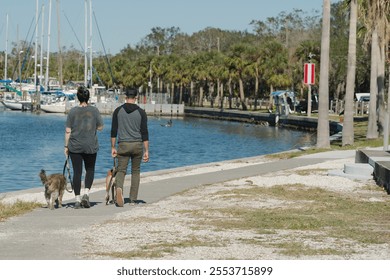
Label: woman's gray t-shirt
xmin=66 ymin=106 xmax=103 ymax=154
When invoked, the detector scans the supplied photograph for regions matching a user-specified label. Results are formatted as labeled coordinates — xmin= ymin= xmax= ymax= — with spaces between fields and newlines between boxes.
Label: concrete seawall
xmin=356 ymin=149 xmax=390 ymax=194
xmin=65 ymin=102 xmax=185 ymax=116
xmin=184 ymin=107 xmax=343 ymax=134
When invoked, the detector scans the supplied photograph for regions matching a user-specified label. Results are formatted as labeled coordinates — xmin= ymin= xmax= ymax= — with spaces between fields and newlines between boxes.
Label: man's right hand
xmin=111 ymin=147 xmax=117 ymax=158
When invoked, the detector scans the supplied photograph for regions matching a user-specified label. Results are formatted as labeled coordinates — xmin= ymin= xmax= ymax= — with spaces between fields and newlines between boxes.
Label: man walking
xmin=111 ymin=88 xmax=149 ymax=207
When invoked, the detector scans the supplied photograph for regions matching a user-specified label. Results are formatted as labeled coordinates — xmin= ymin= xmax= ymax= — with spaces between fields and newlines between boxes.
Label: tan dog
xmin=39 ymin=169 xmax=66 ymax=210
xmin=105 ymin=168 xmax=115 ymax=205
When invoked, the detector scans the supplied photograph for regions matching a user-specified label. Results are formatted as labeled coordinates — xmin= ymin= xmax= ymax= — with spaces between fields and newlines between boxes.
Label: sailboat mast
xmin=18 ymin=24 xmax=22 ymax=93
xmin=40 ymin=3 xmax=45 ymax=89
xmin=84 ymin=0 xmax=88 ymax=87
xmin=34 ymin=0 xmax=39 ymax=94
xmin=4 ymin=13 xmax=8 ymax=80
xmin=56 ymin=0 xmax=63 ymax=88
xmin=89 ymin=0 xmax=93 ymax=89
xmin=83 ymin=0 xmax=93 ymax=88
xmin=45 ymin=0 xmax=52 ymax=90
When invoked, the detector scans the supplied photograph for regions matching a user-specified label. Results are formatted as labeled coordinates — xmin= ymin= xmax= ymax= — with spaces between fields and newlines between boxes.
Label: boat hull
xmin=1 ymin=100 xmax=23 ymax=110
xmin=40 ymin=103 xmax=66 ymax=113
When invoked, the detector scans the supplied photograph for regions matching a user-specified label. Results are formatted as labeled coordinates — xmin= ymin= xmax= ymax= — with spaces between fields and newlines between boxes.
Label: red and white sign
xmin=304 ymin=63 xmax=315 ymax=85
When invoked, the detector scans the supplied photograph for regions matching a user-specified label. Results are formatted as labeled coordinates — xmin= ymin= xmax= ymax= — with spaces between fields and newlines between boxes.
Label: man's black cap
xmin=125 ymin=88 xmax=138 ymax=98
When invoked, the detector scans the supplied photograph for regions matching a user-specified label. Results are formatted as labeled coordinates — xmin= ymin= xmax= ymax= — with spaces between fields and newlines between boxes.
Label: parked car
xmin=355 ymin=93 xmax=370 ymax=102
xmin=356 ymin=93 xmax=370 ymax=114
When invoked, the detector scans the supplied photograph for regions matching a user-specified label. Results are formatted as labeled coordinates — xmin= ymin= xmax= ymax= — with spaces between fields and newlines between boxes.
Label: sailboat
xmin=2 ymin=2 xmax=42 ymax=111
xmin=1 ymin=14 xmax=30 ymax=111
xmin=1 ymin=80 xmax=34 ymax=110
xmin=40 ymin=93 xmax=75 ymax=113
xmin=40 ymin=0 xmax=99 ymax=113
xmin=39 ymin=0 xmax=77 ymax=113
xmin=1 ymin=99 xmax=23 ymax=110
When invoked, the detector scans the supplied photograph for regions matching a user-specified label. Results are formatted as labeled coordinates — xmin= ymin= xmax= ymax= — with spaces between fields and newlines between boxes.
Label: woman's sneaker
xmin=81 ymin=194 xmax=90 ymax=208
xmin=74 ymin=201 xmax=81 ymax=209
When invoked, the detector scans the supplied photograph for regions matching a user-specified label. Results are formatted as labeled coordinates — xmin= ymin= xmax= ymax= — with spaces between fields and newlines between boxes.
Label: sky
xmin=0 ymin=0 xmax=340 ymax=55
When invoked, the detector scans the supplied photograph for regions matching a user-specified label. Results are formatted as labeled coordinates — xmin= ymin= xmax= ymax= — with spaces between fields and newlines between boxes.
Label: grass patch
xmin=266 ymin=120 xmax=384 ymax=160
xmin=95 ymin=236 xmax=223 ymax=259
xmin=293 ymin=169 xmax=329 ymax=176
xmin=273 ymin=242 xmax=349 ymax=256
xmin=266 ymin=148 xmax=325 ymax=160
xmin=97 ymin=245 xmax=173 ymax=259
xmin=331 ymin=120 xmax=384 ymax=148
xmin=186 ymin=184 xmax=390 ymax=257
xmin=0 ymin=200 xmax=42 ymax=222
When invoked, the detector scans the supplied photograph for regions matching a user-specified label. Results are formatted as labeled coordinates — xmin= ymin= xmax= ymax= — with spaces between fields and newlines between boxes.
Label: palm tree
xmin=317 ymin=0 xmax=331 ymax=149
xmin=366 ymin=26 xmax=379 ymax=139
xmin=244 ymin=45 xmax=263 ymax=110
xmin=260 ymin=40 xmax=290 ymax=108
xmin=226 ymin=44 xmax=253 ymax=111
xmin=192 ymin=51 xmax=215 ymax=106
xmin=165 ymin=54 xmax=181 ymax=103
xmin=362 ymin=0 xmax=390 ymax=139
xmin=342 ymin=0 xmax=358 ymax=146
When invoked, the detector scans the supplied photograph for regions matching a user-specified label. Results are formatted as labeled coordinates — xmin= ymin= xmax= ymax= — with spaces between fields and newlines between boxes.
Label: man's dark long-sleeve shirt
xmin=111 ymin=103 xmax=149 ymax=143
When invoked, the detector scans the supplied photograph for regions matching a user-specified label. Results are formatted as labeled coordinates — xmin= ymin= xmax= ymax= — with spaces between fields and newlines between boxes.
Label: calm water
xmin=0 ymin=109 xmax=316 ymax=193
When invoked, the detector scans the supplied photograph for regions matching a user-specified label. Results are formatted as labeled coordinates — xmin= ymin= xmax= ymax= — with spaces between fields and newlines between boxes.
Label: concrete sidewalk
xmin=0 ymin=150 xmax=356 ymax=260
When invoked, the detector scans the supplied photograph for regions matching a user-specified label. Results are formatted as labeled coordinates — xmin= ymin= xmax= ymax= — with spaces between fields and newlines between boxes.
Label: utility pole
xmin=157 ymin=46 xmax=160 ymax=93
xmin=149 ymin=61 xmax=152 ymax=94
xmin=217 ymin=37 xmax=223 ymax=111
xmin=306 ymin=52 xmax=316 ymax=117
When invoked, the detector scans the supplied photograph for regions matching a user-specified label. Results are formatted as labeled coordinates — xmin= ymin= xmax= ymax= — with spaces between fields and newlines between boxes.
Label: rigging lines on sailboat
xmin=92 ymin=10 xmax=116 ymax=86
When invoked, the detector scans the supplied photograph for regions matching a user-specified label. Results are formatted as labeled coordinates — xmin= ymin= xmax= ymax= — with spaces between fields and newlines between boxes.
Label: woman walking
xmin=64 ymin=86 xmax=104 ymax=209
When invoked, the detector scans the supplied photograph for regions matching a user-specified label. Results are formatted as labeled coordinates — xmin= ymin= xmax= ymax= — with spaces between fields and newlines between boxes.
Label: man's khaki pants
xmin=115 ymin=141 xmax=143 ymax=201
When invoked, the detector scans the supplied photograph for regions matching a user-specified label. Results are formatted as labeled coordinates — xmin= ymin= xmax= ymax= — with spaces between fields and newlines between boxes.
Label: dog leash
xmin=63 ymin=155 xmax=74 ymax=193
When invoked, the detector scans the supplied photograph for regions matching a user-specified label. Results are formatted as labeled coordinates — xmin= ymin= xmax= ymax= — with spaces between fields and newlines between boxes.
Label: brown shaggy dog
xmin=39 ymin=169 xmax=66 ymax=210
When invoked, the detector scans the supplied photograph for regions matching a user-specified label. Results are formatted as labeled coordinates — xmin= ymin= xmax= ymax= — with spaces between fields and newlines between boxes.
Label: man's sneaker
xmin=116 ymin=188 xmax=124 ymax=207
xmin=74 ymin=201 xmax=81 ymax=209
xmin=81 ymin=194 xmax=91 ymax=208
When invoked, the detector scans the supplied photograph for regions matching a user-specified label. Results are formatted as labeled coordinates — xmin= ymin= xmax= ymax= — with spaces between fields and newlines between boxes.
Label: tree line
xmin=322 ymin=0 xmax=389 ymax=148
xmin=1 ymin=1 xmax=389 ymax=147
xmin=1 ymin=3 xmax=372 ymax=106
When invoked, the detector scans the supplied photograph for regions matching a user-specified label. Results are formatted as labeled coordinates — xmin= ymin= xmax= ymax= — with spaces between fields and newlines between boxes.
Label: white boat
xmin=2 ymin=99 xmax=34 ymax=110
xmin=2 ymin=99 xmax=23 ymax=110
xmin=40 ymin=96 xmax=76 ymax=113
xmin=40 ymin=102 xmax=66 ymax=113
xmin=41 ymin=101 xmax=78 ymax=113
xmin=9 ymin=82 xmax=37 ymax=94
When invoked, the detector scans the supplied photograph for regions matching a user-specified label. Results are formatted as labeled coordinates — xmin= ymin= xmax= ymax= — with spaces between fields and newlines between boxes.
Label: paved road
xmin=0 ymin=150 xmax=356 ymax=259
